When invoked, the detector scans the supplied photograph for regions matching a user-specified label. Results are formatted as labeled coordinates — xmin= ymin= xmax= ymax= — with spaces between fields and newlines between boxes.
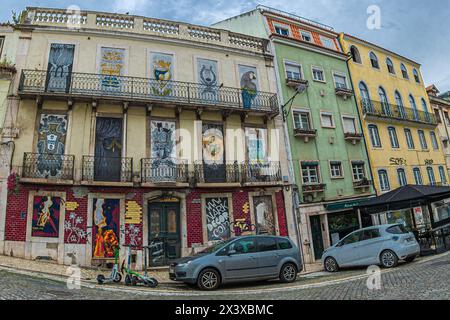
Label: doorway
xmin=310 ymin=215 xmax=324 ymax=260
xmin=148 ymin=201 xmax=181 ymax=266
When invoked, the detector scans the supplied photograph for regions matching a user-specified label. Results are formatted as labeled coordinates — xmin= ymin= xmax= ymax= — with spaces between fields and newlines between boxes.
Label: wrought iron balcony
xmin=194 ymin=161 xmax=240 ymax=184
xmin=242 ymin=161 xmax=282 ymax=184
xmin=140 ymin=158 xmax=188 ymax=184
xmin=22 ymin=152 xmax=75 ymax=181
xmin=361 ymin=99 xmax=437 ymax=126
xmin=353 ymin=178 xmax=372 ymax=189
xmin=302 ymin=183 xmax=326 ymax=193
xmin=82 ymin=155 xmax=133 ymax=183
xmin=18 ymin=70 xmax=279 ymax=115
xmin=294 ymin=128 xmax=317 ymax=142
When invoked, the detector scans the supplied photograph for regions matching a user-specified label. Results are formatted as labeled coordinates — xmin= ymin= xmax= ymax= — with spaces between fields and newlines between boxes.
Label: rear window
xmin=386 ymin=225 xmax=408 ymax=234
xmin=257 ymin=237 xmax=278 ymax=252
xmin=277 ymin=238 xmax=292 ymax=250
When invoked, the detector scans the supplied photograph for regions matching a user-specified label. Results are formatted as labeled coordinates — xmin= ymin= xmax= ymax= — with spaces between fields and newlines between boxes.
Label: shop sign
xmin=325 ymin=199 xmax=368 ymax=211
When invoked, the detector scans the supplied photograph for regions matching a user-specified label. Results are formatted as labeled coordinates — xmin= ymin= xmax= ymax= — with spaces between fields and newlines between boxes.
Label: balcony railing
xmin=242 ymin=161 xmax=282 ymax=183
xmin=302 ymin=183 xmax=326 ymax=193
xmin=18 ymin=70 xmax=279 ymax=114
xmin=141 ymin=158 xmax=188 ymax=183
xmin=22 ymin=152 xmax=75 ymax=180
xmin=82 ymin=156 xmax=133 ymax=183
xmin=353 ymin=178 xmax=372 ymax=189
xmin=361 ymin=99 xmax=437 ymax=125
xmin=194 ymin=161 xmax=240 ymax=184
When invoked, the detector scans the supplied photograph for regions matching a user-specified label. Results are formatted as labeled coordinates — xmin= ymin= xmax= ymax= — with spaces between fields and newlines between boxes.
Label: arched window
xmin=409 ymin=94 xmax=418 ymax=120
xmin=395 ymin=91 xmax=405 ymax=118
xmin=413 ymin=168 xmax=423 ymax=185
xmin=397 ymin=168 xmax=407 ymax=187
xmin=386 ymin=58 xmax=395 ymax=74
xmin=368 ymin=124 xmax=381 ymax=148
xmin=421 ymin=98 xmax=431 ymax=122
xmin=350 ymin=46 xmax=361 ymax=63
xmin=369 ymin=52 xmax=379 ymax=69
xmin=401 ymin=63 xmax=409 ymax=79
xmin=388 ymin=126 xmax=399 ymax=148
xmin=378 ymin=170 xmax=390 ymax=191
xmin=378 ymin=86 xmax=391 ymax=115
xmin=413 ymin=68 xmax=420 ymax=83
xmin=427 ymin=167 xmax=436 ymax=186
xmin=359 ymin=81 xmax=372 ymax=112
xmin=439 ymin=166 xmax=447 ymax=185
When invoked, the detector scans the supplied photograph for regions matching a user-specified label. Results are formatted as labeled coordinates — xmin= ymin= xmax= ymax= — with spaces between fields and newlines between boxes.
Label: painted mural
xmin=253 ymin=196 xmax=275 ymax=235
xmin=46 ymin=43 xmax=75 ymax=93
xmin=31 ymin=196 xmax=61 ymax=238
xmin=245 ymin=127 xmax=267 ymax=162
xmin=205 ymin=197 xmax=230 ymax=241
xmin=151 ymin=120 xmax=176 ymax=180
xmin=197 ymin=58 xmax=218 ymax=101
xmin=239 ymin=65 xmax=259 ymax=109
xmin=36 ymin=114 xmax=68 ymax=178
xmin=202 ymin=124 xmax=224 ymax=163
xmin=92 ymin=198 xmax=120 ymax=259
xmin=65 ymin=211 xmax=88 ymax=244
xmin=150 ymin=52 xmax=174 ymax=96
xmin=99 ymin=47 xmax=125 ymax=90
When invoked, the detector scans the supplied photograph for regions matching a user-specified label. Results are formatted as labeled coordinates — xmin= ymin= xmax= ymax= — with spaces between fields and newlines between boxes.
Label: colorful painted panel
xmin=150 ymin=52 xmax=174 ymax=96
xmin=36 ymin=114 xmax=68 ymax=178
xmin=245 ymin=127 xmax=267 ymax=162
xmin=205 ymin=197 xmax=230 ymax=241
xmin=150 ymin=120 xmax=177 ymax=181
xmin=92 ymin=198 xmax=120 ymax=259
xmin=253 ymin=196 xmax=275 ymax=235
xmin=239 ymin=65 xmax=259 ymax=109
xmin=197 ymin=58 xmax=218 ymax=101
xmin=31 ymin=196 xmax=61 ymax=238
xmin=202 ymin=124 xmax=224 ymax=163
xmin=99 ymin=47 xmax=125 ymax=90
xmin=46 ymin=43 xmax=75 ymax=93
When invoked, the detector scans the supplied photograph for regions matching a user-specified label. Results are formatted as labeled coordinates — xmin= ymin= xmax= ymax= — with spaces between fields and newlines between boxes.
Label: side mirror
xmin=228 ymin=249 xmax=237 ymax=256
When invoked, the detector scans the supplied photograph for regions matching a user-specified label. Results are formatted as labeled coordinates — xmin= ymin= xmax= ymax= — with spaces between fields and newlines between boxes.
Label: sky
xmin=1 ymin=0 xmax=449 ymax=91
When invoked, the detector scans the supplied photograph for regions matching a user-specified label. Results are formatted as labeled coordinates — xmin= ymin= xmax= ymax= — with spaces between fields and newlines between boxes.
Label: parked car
xmin=322 ymin=224 xmax=420 ymax=272
xmin=169 ymin=235 xmax=302 ymax=290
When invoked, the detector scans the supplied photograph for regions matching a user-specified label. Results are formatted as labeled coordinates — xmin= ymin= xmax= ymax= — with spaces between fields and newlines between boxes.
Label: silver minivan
xmin=169 ymin=235 xmax=302 ymax=290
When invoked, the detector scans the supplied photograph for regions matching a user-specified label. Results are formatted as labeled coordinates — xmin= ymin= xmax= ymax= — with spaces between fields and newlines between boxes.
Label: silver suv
xmin=169 ymin=235 xmax=302 ymax=290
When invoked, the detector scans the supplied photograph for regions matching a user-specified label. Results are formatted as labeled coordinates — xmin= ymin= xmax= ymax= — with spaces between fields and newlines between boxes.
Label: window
xmin=228 ymin=237 xmax=257 ymax=254
xmin=430 ymin=131 xmax=439 ymax=150
xmin=361 ymin=229 xmax=381 ymax=240
xmin=397 ymin=168 xmax=407 ymax=186
xmin=378 ymin=87 xmax=391 ymax=115
xmin=418 ymin=130 xmax=428 ymax=149
xmin=275 ymin=25 xmax=289 ymax=36
xmin=320 ymin=36 xmax=335 ymax=49
xmin=277 ymin=238 xmax=293 ymax=250
xmin=350 ymin=46 xmax=361 ymax=63
xmin=257 ymin=237 xmax=278 ymax=252
xmin=421 ymin=98 xmax=431 ymax=122
xmin=427 ymin=167 xmax=436 ymax=185
xmin=293 ymin=110 xmax=311 ymax=130
xmin=342 ymin=116 xmax=357 ymax=134
xmin=413 ymin=168 xmax=423 ymax=185
xmin=0 ymin=36 xmax=4 ymax=57
xmin=330 ymin=161 xmax=343 ymax=178
xmin=404 ymin=129 xmax=415 ymax=149
xmin=333 ymin=73 xmax=348 ymax=89
xmin=352 ymin=162 xmax=366 ymax=181
xmin=386 ymin=58 xmax=395 ymax=74
xmin=285 ymin=62 xmax=302 ymax=80
xmin=301 ymin=31 xmax=312 ymax=42
xmin=369 ymin=52 xmax=379 ymax=69
xmin=368 ymin=124 xmax=382 ymax=147
xmin=341 ymin=231 xmax=362 ymax=245
xmin=434 ymin=109 xmax=442 ymax=124
xmin=388 ymin=127 xmax=399 ymax=148
xmin=401 ymin=63 xmax=409 ymax=79
xmin=444 ymin=111 xmax=450 ymax=125
xmin=386 ymin=225 xmax=408 ymax=234
xmin=395 ymin=91 xmax=405 ymax=118
xmin=413 ymin=68 xmax=420 ymax=83
xmin=320 ymin=112 xmax=334 ymax=127
xmin=439 ymin=166 xmax=447 ymax=185
xmin=312 ymin=66 xmax=325 ymax=82
xmin=378 ymin=170 xmax=390 ymax=191
xmin=301 ymin=162 xmax=320 ymax=184
xmin=409 ymin=95 xmax=418 ymax=120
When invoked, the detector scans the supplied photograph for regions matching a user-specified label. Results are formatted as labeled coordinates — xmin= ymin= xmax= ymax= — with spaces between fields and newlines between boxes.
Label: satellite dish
xmin=295 ymin=83 xmax=308 ymax=93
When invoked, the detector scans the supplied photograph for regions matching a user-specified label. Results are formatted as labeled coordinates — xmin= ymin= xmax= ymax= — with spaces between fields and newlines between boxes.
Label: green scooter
xmin=121 ymin=244 xmax=158 ymax=287
xmin=97 ymin=246 xmax=122 ymax=284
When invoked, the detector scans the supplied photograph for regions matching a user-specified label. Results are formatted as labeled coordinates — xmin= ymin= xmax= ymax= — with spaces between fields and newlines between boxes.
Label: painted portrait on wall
xmin=36 ymin=114 xmax=68 ymax=178
xmin=150 ymin=52 xmax=174 ymax=96
xmin=99 ymin=47 xmax=125 ymax=90
xmin=245 ymin=127 xmax=267 ymax=163
xmin=205 ymin=197 xmax=230 ymax=241
xmin=150 ymin=120 xmax=177 ymax=181
xmin=253 ymin=196 xmax=275 ymax=235
xmin=238 ymin=65 xmax=259 ymax=109
xmin=92 ymin=198 xmax=120 ymax=259
xmin=197 ymin=58 xmax=218 ymax=101
xmin=31 ymin=196 xmax=61 ymax=238
xmin=202 ymin=124 xmax=224 ymax=163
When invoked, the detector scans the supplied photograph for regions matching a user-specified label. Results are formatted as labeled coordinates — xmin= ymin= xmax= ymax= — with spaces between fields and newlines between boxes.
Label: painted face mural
xmin=253 ymin=196 xmax=275 ymax=235
xmin=205 ymin=197 xmax=230 ymax=241
xmin=239 ymin=65 xmax=259 ymax=109
xmin=31 ymin=196 xmax=61 ymax=238
xmin=245 ymin=127 xmax=267 ymax=162
xmin=36 ymin=114 xmax=68 ymax=177
xmin=92 ymin=198 xmax=120 ymax=258
xmin=197 ymin=58 xmax=218 ymax=100
xmin=99 ymin=47 xmax=125 ymax=89
xmin=202 ymin=124 xmax=224 ymax=163
xmin=150 ymin=52 xmax=174 ymax=96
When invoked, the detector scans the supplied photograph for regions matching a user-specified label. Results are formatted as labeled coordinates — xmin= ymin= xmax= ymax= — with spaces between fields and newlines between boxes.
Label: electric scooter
xmin=121 ymin=244 xmax=158 ymax=287
xmin=97 ymin=246 xmax=122 ymax=284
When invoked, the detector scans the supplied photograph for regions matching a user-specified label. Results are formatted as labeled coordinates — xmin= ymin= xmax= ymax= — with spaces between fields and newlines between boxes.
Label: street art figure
xmin=31 ymin=196 xmax=60 ymax=238
xmin=202 ymin=125 xmax=224 ymax=163
xmin=197 ymin=58 xmax=218 ymax=100
xmin=253 ymin=196 xmax=275 ymax=235
xmin=36 ymin=114 xmax=68 ymax=178
xmin=93 ymin=198 xmax=120 ymax=258
xmin=205 ymin=197 xmax=230 ymax=241
xmin=151 ymin=120 xmax=176 ymax=181
xmin=65 ymin=211 xmax=88 ymax=244
xmin=150 ymin=52 xmax=173 ymax=96
xmin=99 ymin=47 xmax=125 ymax=90
xmin=239 ymin=65 xmax=259 ymax=109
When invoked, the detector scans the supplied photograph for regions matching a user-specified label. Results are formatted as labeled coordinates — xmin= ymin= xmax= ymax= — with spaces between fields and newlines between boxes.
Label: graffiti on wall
xmin=197 ymin=58 xmax=218 ymax=100
xmin=125 ymin=201 xmax=142 ymax=225
xmin=253 ymin=196 xmax=276 ymax=235
xmin=122 ymin=224 xmax=141 ymax=247
xmin=150 ymin=52 xmax=174 ymax=96
xmin=31 ymin=196 xmax=61 ymax=238
xmin=92 ymin=198 xmax=120 ymax=258
xmin=65 ymin=211 xmax=88 ymax=244
xmin=99 ymin=47 xmax=125 ymax=89
xmin=205 ymin=197 xmax=230 ymax=241
xmin=239 ymin=65 xmax=259 ymax=109
xmin=36 ymin=114 xmax=68 ymax=177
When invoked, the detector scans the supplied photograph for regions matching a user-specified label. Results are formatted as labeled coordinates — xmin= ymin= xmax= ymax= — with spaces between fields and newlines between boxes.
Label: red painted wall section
xmin=5 ymin=185 xmax=31 ymax=242
xmin=186 ymin=190 xmax=203 ymax=247
xmin=276 ymin=191 xmax=288 ymax=236
xmin=231 ymin=190 xmax=250 ymax=221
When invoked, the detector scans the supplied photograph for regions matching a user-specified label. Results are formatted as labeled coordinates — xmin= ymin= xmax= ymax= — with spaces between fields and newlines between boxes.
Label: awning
xmin=325 ymin=198 xmax=371 ymax=211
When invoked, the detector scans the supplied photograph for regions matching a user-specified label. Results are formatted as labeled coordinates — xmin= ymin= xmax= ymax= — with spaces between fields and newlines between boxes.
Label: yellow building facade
xmin=339 ymin=34 xmax=448 ymax=195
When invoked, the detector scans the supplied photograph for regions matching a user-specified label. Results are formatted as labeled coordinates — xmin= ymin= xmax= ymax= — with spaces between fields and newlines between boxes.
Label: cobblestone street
xmin=0 ymin=252 xmax=448 ymax=300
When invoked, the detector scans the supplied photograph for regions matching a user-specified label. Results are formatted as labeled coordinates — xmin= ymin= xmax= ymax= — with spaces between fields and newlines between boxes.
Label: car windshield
xmin=198 ymin=239 xmax=233 ymax=254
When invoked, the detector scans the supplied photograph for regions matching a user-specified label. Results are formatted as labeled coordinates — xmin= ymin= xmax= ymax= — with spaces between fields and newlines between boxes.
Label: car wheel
xmin=280 ymin=263 xmax=297 ymax=283
xmin=197 ymin=268 xmax=221 ymax=291
xmin=405 ymin=256 xmax=416 ymax=263
xmin=380 ymin=250 xmax=398 ymax=268
xmin=324 ymin=257 xmax=339 ymax=272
